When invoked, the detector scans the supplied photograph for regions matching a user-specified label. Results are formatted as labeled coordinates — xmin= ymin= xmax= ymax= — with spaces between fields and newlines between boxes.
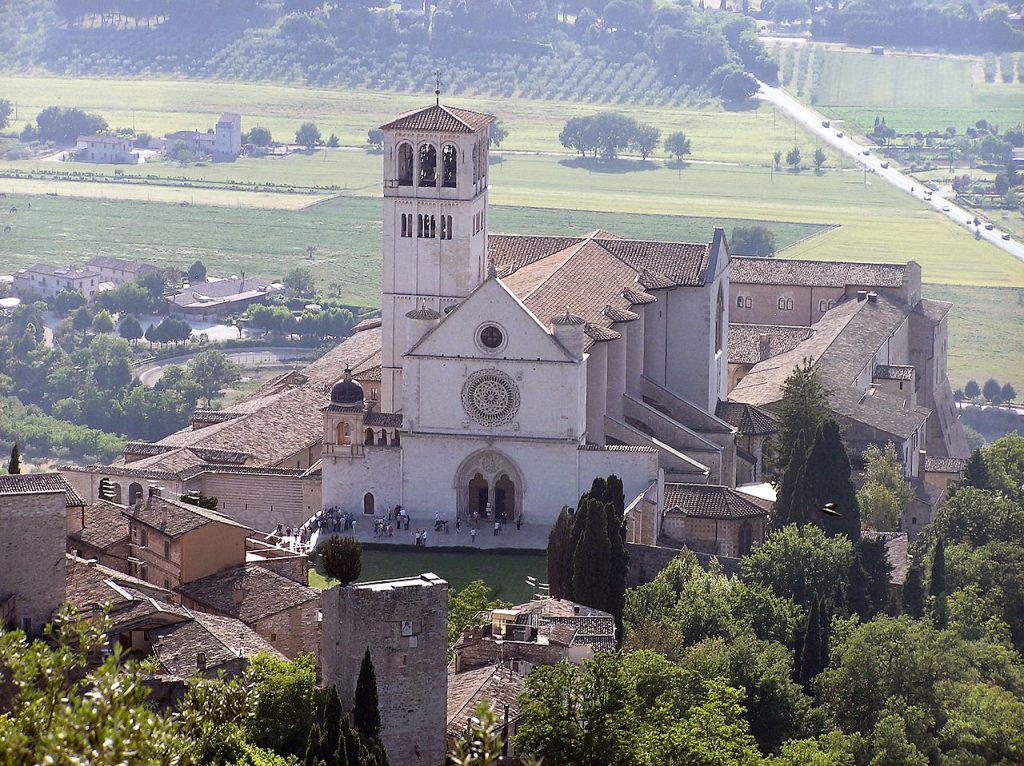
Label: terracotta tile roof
xmin=188 ymin=411 xmax=245 ymax=426
xmin=621 ymin=287 xmax=656 ymax=305
xmin=69 ymin=500 xmax=130 ymax=551
xmin=730 ymin=257 xmax=908 ymax=288
xmin=351 ymin=317 xmax=382 ymax=332
xmin=66 ymin=555 xmax=172 ymax=610
xmin=728 ymin=324 xmax=814 ymax=365
xmin=663 ymin=483 xmax=769 ymax=520
xmin=447 ymin=665 xmax=525 ymax=738
xmin=925 ymin=456 xmax=965 ymax=473
xmin=509 ymin=598 xmax=612 ymax=620
xmin=603 ymin=305 xmax=639 ymax=323
xmin=175 ymin=564 xmax=318 ymax=622
xmin=715 ymin=401 xmax=778 ymax=436
xmin=353 ymin=365 xmax=382 ymax=382
xmin=300 ymin=326 xmax=383 ymax=389
xmin=874 ymin=364 xmax=914 ymax=382
xmin=488 ymin=235 xmax=585 ymax=274
xmin=151 ymin=611 xmax=284 ymax=679
xmin=126 ymin=494 xmax=251 ymax=537
xmin=379 ymin=103 xmax=494 ymax=133
xmin=584 ymin=324 xmax=621 ymax=343
xmin=0 ymin=473 xmax=85 ymax=507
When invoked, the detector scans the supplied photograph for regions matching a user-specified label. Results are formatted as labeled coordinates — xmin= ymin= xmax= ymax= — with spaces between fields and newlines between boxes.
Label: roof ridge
xmin=518 ymin=239 xmax=593 ymax=302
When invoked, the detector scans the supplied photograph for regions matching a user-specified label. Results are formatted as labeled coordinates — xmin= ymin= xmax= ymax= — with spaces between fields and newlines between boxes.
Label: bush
xmin=315 ymin=536 xmax=362 ymax=584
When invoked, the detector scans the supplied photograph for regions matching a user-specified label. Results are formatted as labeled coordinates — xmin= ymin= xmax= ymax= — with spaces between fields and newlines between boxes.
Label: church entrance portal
xmin=455 ymin=450 xmax=524 ymax=523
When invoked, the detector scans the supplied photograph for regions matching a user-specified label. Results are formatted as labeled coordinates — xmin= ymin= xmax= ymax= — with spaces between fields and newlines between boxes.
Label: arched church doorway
xmin=738 ymin=522 xmax=753 ymax=556
xmin=494 ymin=474 xmax=515 ymax=523
xmin=468 ymin=473 xmax=488 ymax=519
xmin=363 ymin=493 xmax=375 ymax=516
xmin=128 ymin=482 xmax=144 ymax=505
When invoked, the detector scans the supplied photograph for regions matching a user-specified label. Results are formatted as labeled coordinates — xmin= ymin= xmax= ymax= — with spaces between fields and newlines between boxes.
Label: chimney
xmin=758 ymin=333 xmax=771 ymax=362
xmin=867 ymin=291 xmax=878 ymax=303
xmin=857 ymin=290 xmax=868 ymax=302
xmin=550 ymin=308 xmax=586 ymax=361
xmin=232 ymin=582 xmax=245 ymax=604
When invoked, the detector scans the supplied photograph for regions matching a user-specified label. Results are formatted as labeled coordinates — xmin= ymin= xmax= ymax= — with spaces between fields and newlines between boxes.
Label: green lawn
xmin=308 ymin=548 xmax=547 ymax=604
xmin=0 ymin=74 xmax=819 ymax=165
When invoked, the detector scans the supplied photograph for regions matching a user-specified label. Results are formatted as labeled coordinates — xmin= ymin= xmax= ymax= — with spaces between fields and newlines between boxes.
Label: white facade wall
xmin=605 ymin=332 xmax=628 ymax=421
xmin=624 ymin=307 xmax=646 ymax=399
xmin=585 ymin=343 xmax=609 ymax=444
xmin=322 ymin=448 xmax=402 ymax=516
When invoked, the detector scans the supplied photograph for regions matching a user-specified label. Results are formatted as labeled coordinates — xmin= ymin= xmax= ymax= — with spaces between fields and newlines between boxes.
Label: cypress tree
xmin=846 ymin=555 xmax=871 ymax=621
xmin=571 ymin=498 xmax=612 ymax=612
xmin=7 ymin=443 xmax=20 ymax=475
xmin=605 ymin=500 xmax=629 ymax=645
xmin=804 ymin=420 xmax=860 ymax=541
xmin=352 ymin=649 xmax=381 ymax=743
xmin=774 ymin=430 xmax=809 ymax=528
xmin=588 ymin=476 xmax=608 ymax=505
xmin=772 ymin=360 xmax=832 ymax=476
xmin=818 ymin=597 xmax=831 ymax=671
xmin=567 ymin=501 xmax=589 ymax=582
xmin=546 ymin=506 xmax=573 ymax=600
xmin=605 ymin=474 xmax=625 ymax=515
xmin=929 ymin=538 xmax=946 ymax=598
xmin=304 ymin=723 xmax=325 ymax=766
xmin=903 ymin=563 xmax=925 ymax=618
xmin=961 ymin=449 xmax=991 ymax=491
xmin=797 ymin=594 xmax=823 ymax=689
xmin=323 ymin=685 xmax=343 ymax=766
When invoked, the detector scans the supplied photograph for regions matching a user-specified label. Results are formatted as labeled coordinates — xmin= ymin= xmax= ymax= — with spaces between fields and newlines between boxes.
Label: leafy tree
xmin=1000 ymin=382 xmax=1016 ymax=404
xmin=796 ymin=593 xmax=825 ymax=689
xmin=0 ymin=98 xmax=12 ymax=129
xmin=188 ymin=260 xmax=208 ymax=283
xmin=983 ymin=377 xmax=1001 ymax=401
xmin=448 ymin=580 xmax=508 ymax=656
xmin=35 ymin=106 xmax=107 ymax=144
xmin=813 ymin=147 xmax=826 ymax=170
xmin=71 ymin=305 xmax=93 ymax=334
xmin=91 ymin=309 xmax=115 ymax=334
xmin=902 ymin=563 xmax=925 ymax=618
xmin=804 ymin=420 xmax=860 ymax=540
xmin=572 ymin=498 xmax=613 ymax=612
xmin=53 ymin=288 xmax=86 ymax=315
xmin=8 ymin=442 xmax=21 ymax=474
xmin=630 ymin=122 xmax=661 ymax=159
xmin=366 ymin=128 xmax=384 ymax=149
xmin=740 ymin=524 xmax=853 ymax=610
xmin=928 ymin=537 xmax=945 ymax=598
xmin=664 ymin=131 xmax=691 ymax=163
xmin=605 ymin=496 xmax=629 ymax=643
xmin=449 ymin=700 xmax=541 ymax=766
xmin=774 ymin=430 xmax=809 ymax=528
xmin=169 ymin=139 xmax=194 ymax=165
xmin=326 ymin=133 xmax=340 ymax=148
xmin=317 ymin=535 xmax=363 ymax=584
xmin=982 ymin=434 xmax=1024 ymax=499
xmin=961 ymin=449 xmax=992 ymax=491
xmin=0 ymin=607 xmax=180 ymax=764
xmin=730 ymin=225 xmax=776 ymax=256
xmin=546 ymin=506 xmax=574 ymax=600
xmin=249 ymin=126 xmax=273 ymax=146
xmin=296 ymin=121 xmax=322 ymax=149
xmin=847 ymin=536 xmax=892 ymax=619
xmin=285 ymin=266 xmax=316 ymax=297
xmin=721 ymin=70 xmax=758 ymax=102
xmin=118 ymin=314 xmax=144 ymax=345
xmin=786 ymin=146 xmax=802 ymax=169
xmin=964 ymin=379 xmax=981 ymax=398
xmin=489 ymin=120 xmax=508 ymax=147
xmin=137 ymin=270 xmax=166 ymax=303
xmin=858 ymin=442 xmax=914 ymax=531
xmin=773 ymin=150 xmax=782 ymax=169
xmin=189 ymin=349 xmax=241 ymax=407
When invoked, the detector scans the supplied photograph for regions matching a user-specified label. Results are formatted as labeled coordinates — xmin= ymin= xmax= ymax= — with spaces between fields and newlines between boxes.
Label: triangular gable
xmin=407 ymin=278 xmax=577 ymax=363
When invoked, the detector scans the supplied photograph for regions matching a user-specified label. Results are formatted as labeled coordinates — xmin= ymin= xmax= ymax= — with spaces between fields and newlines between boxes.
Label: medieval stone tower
xmin=378 ymin=100 xmax=495 ymax=412
xmin=320 ymin=573 xmax=449 ymax=765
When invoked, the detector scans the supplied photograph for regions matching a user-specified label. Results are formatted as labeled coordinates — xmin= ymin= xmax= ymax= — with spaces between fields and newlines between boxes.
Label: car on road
xmin=822 ymin=120 xmax=830 ymax=128
xmin=1003 ymin=233 xmax=1012 ymax=241
xmin=862 ymin=149 xmax=870 ymax=155
xmin=836 ymin=131 xmax=844 ymax=137
xmin=880 ymin=161 xmax=889 ymax=169
xmin=985 ymin=223 xmax=995 ymax=230
xmin=942 ymin=205 xmax=950 ymax=212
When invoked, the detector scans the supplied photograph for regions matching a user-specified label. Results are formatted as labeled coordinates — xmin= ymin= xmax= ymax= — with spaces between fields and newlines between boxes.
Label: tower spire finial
xmin=434 ymin=69 xmax=441 ymax=106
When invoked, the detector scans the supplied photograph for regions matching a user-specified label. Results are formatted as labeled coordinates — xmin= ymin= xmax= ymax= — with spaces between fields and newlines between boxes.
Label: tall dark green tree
xmin=903 ymin=563 xmax=925 ymax=618
xmin=804 ymin=420 xmax=860 ymax=541
xmin=546 ymin=506 xmax=574 ymax=600
xmin=796 ymin=593 xmax=825 ymax=689
xmin=773 ymin=430 xmax=809 ymax=529
xmin=961 ymin=449 xmax=992 ymax=491
xmin=605 ymin=474 xmax=625 ymax=515
xmin=929 ymin=538 xmax=946 ymax=598
xmin=8 ymin=442 xmax=20 ymax=475
xmin=572 ymin=498 xmax=613 ymax=612
xmin=847 ymin=536 xmax=893 ymax=620
xmin=771 ymin=360 xmax=832 ymax=476
xmin=352 ymin=649 xmax=381 ymax=747
xmin=605 ymin=501 xmax=629 ymax=645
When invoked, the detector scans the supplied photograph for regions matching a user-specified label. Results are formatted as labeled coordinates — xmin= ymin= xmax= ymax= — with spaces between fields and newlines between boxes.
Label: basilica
xmin=319 ymin=100 xmax=737 ymax=531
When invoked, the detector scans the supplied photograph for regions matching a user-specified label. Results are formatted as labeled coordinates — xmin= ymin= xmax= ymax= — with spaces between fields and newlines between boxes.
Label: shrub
xmin=316 ymin=536 xmax=362 ymax=584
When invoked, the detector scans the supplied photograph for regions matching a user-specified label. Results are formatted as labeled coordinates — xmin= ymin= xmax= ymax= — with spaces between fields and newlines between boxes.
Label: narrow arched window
xmin=398 ymin=143 xmax=413 ymax=186
xmin=417 ymin=214 xmax=424 ymax=238
xmin=419 ymin=144 xmax=437 ymax=186
xmin=446 ymin=215 xmax=453 ymax=239
xmin=715 ymin=285 xmax=724 ymax=353
xmin=472 ymin=144 xmax=479 ymax=183
xmin=442 ymin=144 xmax=457 ymax=187
xmin=428 ymin=215 xmax=436 ymax=239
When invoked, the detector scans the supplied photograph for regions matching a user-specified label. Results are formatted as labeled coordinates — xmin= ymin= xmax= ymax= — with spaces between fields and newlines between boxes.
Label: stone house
xmin=84 ymin=256 xmax=159 ymax=287
xmin=659 ymin=483 xmax=768 ymax=558
xmin=75 ymin=134 xmax=136 ymax=164
xmin=123 ymin=495 xmax=252 ymax=590
xmin=175 ymin=563 xmax=320 ymax=659
xmin=67 ymin=499 xmax=131 ymax=573
xmin=0 ymin=473 xmax=84 ymax=636
xmin=13 ymin=263 xmax=103 ymax=300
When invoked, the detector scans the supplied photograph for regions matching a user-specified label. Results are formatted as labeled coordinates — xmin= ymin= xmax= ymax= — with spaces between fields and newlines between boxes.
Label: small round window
xmin=479 ymin=325 xmax=504 ymax=349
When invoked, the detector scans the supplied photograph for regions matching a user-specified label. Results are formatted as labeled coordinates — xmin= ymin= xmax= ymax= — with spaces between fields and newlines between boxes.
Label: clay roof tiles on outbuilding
xmin=663 ymin=483 xmax=769 ymax=520
xmin=730 ymin=257 xmax=909 ymax=288
xmin=0 ymin=473 xmax=85 ymax=507
xmin=125 ymin=494 xmax=251 ymax=538
xmin=174 ymin=564 xmax=319 ymax=623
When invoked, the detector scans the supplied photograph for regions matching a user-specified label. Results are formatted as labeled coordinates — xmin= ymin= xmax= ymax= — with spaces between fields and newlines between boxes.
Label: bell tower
xmin=378 ymin=97 xmax=495 ymax=412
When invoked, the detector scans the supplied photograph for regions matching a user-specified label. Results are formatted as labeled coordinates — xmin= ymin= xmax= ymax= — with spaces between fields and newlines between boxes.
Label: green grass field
xmin=809 ymin=48 xmax=1024 ymax=135
xmin=308 ymin=548 xmax=546 ymax=603
xmin=0 ymin=74 xmax=819 ymax=165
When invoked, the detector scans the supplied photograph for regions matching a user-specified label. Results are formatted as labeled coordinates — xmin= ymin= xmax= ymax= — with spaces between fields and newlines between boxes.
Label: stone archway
xmin=128 ymin=482 xmax=144 ymax=505
xmin=454 ymin=449 xmax=525 ymax=523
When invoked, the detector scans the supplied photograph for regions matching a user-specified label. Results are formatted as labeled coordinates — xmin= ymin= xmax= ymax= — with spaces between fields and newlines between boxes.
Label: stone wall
xmin=250 ymin=553 xmax=309 ymax=585
xmin=252 ymin=600 xmax=320 ymax=660
xmin=321 ymin=574 xmax=448 ymax=766
xmin=0 ymin=491 xmax=67 ymax=635
xmin=626 ymin=541 xmax=740 ymax=586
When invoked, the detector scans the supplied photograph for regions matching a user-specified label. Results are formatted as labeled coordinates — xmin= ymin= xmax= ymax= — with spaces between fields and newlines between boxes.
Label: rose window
xmin=461 ymin=369 xmax=520 ymax=426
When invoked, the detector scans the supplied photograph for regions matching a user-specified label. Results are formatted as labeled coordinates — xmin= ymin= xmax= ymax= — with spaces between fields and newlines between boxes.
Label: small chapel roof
xmin=379 ymin=103 xmax=494 ymax=133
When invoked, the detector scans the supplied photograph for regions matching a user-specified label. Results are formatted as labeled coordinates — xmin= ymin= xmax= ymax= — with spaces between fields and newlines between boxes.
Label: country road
xmin=135 ymin=346 xmax=315 ymax=386
xmin=757 ymin=81 xmax=1024 ymax=266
